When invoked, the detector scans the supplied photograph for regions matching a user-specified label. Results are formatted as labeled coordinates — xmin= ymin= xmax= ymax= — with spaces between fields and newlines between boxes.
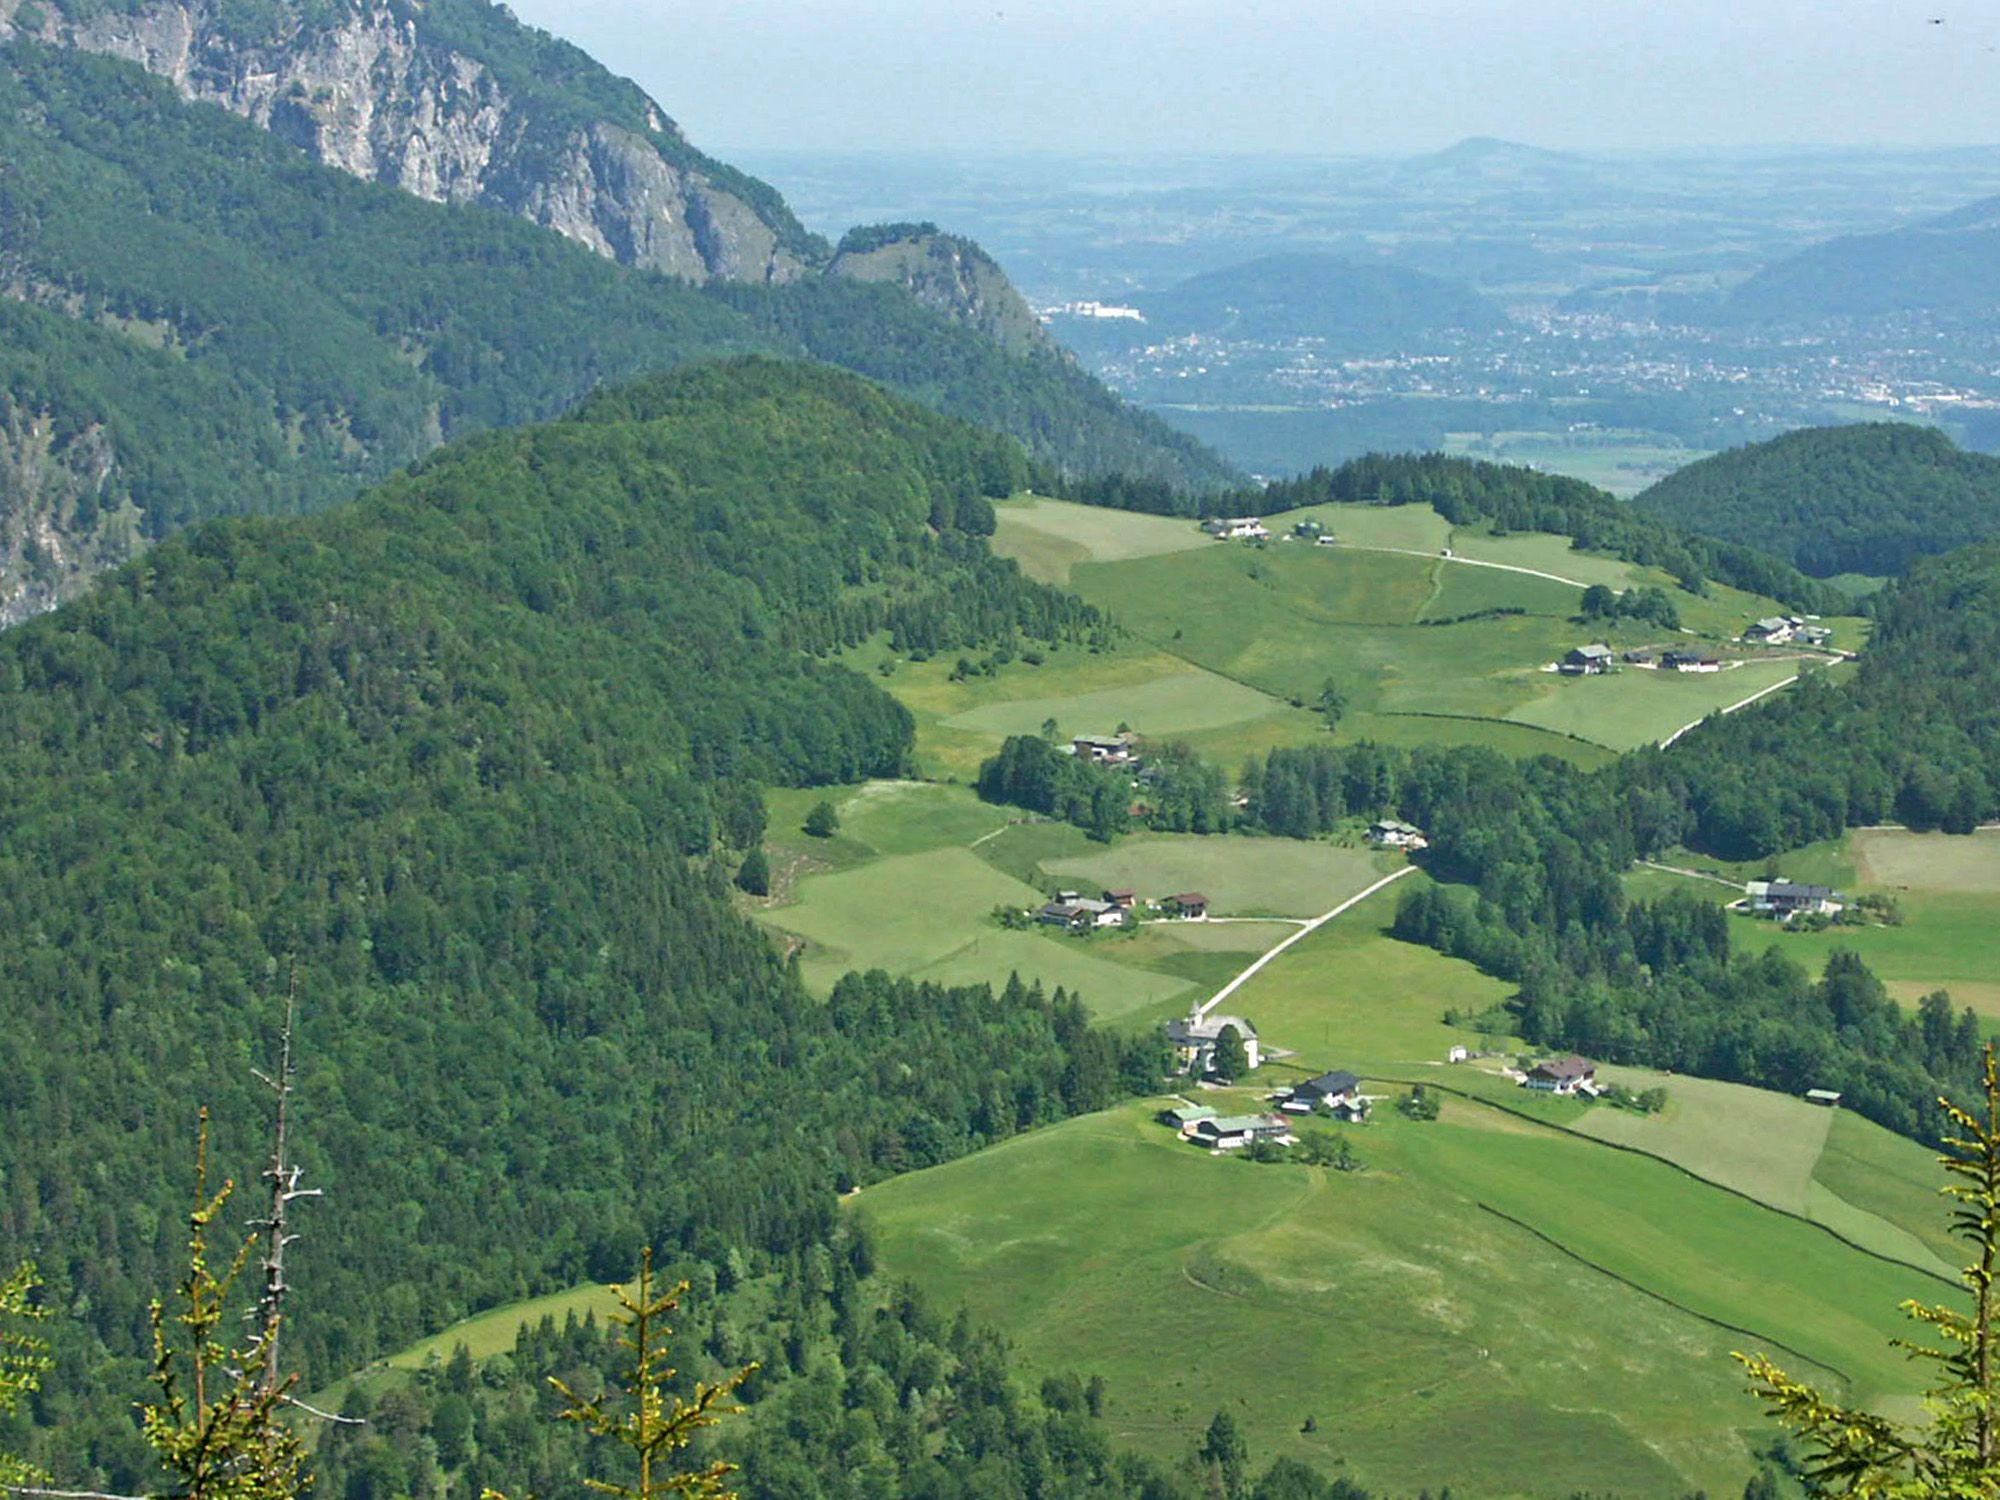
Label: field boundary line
xmin=1373 ymin=1074 xmax=1960 ymax=1290
xmin=1472 ymin=1203 xmax=1855 ymax=1389
xmin=1659 ymin=674 xmax=1798 ymax=749
xmin=1196 ymin=865 xmax=1418 ymax=1020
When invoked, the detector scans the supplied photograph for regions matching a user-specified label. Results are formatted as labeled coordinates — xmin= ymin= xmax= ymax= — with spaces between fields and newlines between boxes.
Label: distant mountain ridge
xmin=1635 ymin=422 xmax=2000 ymax=577
xmin=1134 ymin=253 xmax=1509 ymax=349
xmin=1717 ymin=190 xmax=2000 ymax=324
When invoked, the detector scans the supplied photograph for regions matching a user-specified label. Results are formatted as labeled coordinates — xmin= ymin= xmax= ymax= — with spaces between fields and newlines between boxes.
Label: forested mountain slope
xmin=8 ymin=0 xmax=823 ymax=281
xmin=1635 ymin=422 xmax=2000 ymax=577
xmin=1715 ymin=191 xmax=2000 ymax=325
xmin=0 ymin=360 xmax=1155 ymax=1484
xmin=0 ymin=43 xmax=1232 ymax=618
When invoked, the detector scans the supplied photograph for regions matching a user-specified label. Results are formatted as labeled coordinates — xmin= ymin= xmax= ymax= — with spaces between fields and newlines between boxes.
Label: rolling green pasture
xmin=1043 ymin=835 xmax=1393 ymax=918
xmin=753 ymin=844 xmax=1195 ymax=1018
xmin=1273 ymin=501 xmax=1452 ymax=553
xmin=942 ymin=667 xmax=1282 ymax=741
xmin=1506 ymin=658 xmax=1806 ymax=751
xmin=752 ymin=780 xmax=1402 ymax=1023
xmin=1420 ymin=561 xmax=1581 ymax=620
xmin=853 ymin=1092 xmax=1926 ymax=1498
xmin=991 ymin=496 xmax=1211 ymax=584
xmin=859 ymin=639 xmax=1319 ymax=781
xmin=891 ymin=495 xmax=1829 ymax=771
xmin=1637 ymin=829 xmax=2000 ymax=1020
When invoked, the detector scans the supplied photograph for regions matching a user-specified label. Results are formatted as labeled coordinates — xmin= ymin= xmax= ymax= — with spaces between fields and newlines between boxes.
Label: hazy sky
xmin=503 ymin=0 xmax=2000 ymax=157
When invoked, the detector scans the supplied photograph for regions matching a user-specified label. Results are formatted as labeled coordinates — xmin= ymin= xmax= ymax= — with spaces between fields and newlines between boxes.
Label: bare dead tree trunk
xmin=246 ymin=971 xmax=319 ymax=1402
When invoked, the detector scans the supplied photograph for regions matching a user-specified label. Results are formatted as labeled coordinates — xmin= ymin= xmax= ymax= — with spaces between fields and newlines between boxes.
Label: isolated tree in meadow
xmin=1041 ymin=717 xmax=1060 ymax=741
xmin=1316 ymin=679 xmax=1347 ymax=731
xmin=1211 ymin=1026 xmax=1250 ymax=1081
xmin=1579 ymin=583 xmax=1617 ymax=618
xmin=733 ymin=848 xmax=770 ymax=897
xmin=1738 ymin=1044 xmax=2000 ymax=1496
xmin=803 ymin=800 xmax=840 ymax=839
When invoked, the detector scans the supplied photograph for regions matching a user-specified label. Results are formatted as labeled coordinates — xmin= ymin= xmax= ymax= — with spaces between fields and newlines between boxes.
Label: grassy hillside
xmin=967 ymin=497 xmax=1855 ymax=763
xmin=748 ymin=777 xmax=1393 ymax=1020
xmin=1634 ymin=827 xmax=2000 ymax=1022
xmin=857 ymin=872 xmax=1965 ymax=1498
xmin=1636 ymin=423 xmax=2000 ymax=577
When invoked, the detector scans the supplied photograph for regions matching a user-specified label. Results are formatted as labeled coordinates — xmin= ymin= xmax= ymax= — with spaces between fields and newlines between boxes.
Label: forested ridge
xmin=1634 ymin=422 xmax=2000 ymax=577
xmin=0 ymin=361 xmax=1162 ymax=1488
xmin=1070 ymin=452 xmax=1843 ymax=613
xmin=0 ymin=42 xmax=1232 ymax=612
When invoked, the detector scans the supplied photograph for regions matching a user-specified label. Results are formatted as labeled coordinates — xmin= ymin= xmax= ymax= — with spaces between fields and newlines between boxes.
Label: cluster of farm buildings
xmin=1199 ymin=516 xmax=1340 ymax=546
xmin=1037 ymin=887 xmax=1209 ymax=931
xmin=1562 ymin=644 xmax=1724 ymax=675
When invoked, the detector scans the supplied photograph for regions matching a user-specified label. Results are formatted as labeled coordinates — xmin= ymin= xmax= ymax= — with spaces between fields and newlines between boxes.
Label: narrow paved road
xmin=1195 ymin=865 xmax=1419 ymax=1020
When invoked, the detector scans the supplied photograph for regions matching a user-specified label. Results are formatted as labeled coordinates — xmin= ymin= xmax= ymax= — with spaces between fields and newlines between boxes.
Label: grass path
xmin=1659 ymin=673 xmax=1800 ymax=748
xmin=1196 ymin=865 xmax=1419 ymax=1019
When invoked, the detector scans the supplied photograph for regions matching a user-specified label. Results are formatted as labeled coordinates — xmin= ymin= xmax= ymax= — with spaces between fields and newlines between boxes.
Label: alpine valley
xmin=2 ymin=8 xmax=2000 ymax=1500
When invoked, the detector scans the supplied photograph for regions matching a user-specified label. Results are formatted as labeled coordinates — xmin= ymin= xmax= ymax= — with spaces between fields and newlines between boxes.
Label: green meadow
xmin=751 ymin=780 xmax=1399 ymax=1022
xmin=857 ymin=867 xmax=1962 ymax=1498
xmin=973 ymin=497 xmax=1840 ymax=765
xmin=992 ymin=495 xmax=1212 ymax=584
xmin=1506 ymin=658 xmax=1809 ymax=751
xmin=1043 ymin=835 xmax=1394 ymax=918
xmin=853 ymin=1091 xmax=1933 ymax=1499
xmin=1632 ymin=828 xmax=2000 ymax=1020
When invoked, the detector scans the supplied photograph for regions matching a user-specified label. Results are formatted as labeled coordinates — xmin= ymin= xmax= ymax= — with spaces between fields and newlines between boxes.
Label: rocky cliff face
xmin=5 ymin=0 xmax=816 ymax=282
xmin=0 ymin=408 xmax=141 ymax=625
xmin=829 ymin=226 xmax=1051 ymax=356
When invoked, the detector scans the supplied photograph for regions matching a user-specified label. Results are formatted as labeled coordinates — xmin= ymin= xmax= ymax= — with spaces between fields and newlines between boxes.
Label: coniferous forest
xmin=0 ymin=361 xmax=1155 ymax=1486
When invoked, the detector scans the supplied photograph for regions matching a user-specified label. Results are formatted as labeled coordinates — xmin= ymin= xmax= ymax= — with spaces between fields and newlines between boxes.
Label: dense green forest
xmin=1635 ymin=423 xmax=2000 ymax=577
xmin=0 ymin=361 xmax=1169 ymax=1490
xmin=1069 ymin=453 xmax=1844 ymax=613
xmin=0 ymin=42 xmax=1231 ymax=606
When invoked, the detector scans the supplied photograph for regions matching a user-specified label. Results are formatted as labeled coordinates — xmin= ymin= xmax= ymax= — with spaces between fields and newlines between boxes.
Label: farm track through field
xmin=1659 ymin=674 xmax=1799 ymax=748
xmin=1197 ymin=865 xmax=1419 ymax=1020
xmin=1636 ymin=859 xmax=1743 ymax=889
xmin=1336 ymin=542 xmax=1591 ymax=589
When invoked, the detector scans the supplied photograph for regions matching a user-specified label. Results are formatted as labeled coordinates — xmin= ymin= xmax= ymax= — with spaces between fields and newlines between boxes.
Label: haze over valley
xmin=3 ymin=6 xmax=2000 ymax=1500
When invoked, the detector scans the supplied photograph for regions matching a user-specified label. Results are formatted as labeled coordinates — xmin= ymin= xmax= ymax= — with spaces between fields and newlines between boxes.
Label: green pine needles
xmin=0 ymin=1262 xmax=51 ymax=1490
xmin=1739 ymin=1046 xmax=2000 ymax=1496
xmin=488 ymin=1249 xmax=751 ymax=1500
xmin=139 ymin=1111 xmax=307 ymax=1500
